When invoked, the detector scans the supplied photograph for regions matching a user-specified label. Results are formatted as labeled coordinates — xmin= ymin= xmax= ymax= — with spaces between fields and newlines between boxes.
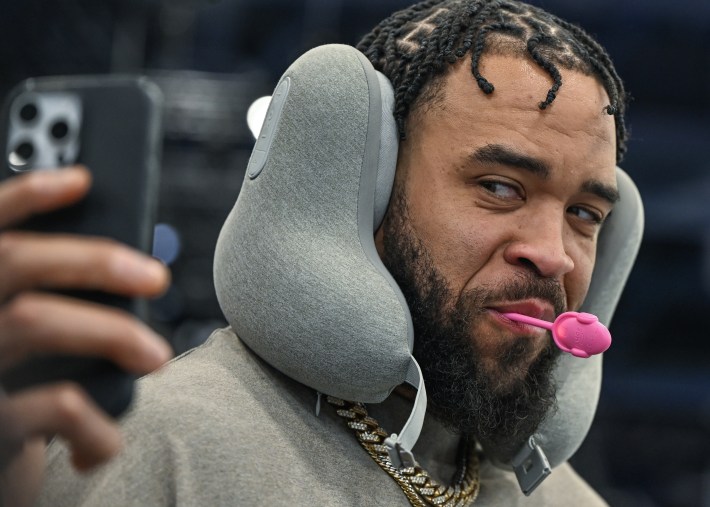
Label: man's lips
xmin=486 ymin=300 xmax=556 ymax=322
xmin=485 ymin=300 xmax=556 ymax=337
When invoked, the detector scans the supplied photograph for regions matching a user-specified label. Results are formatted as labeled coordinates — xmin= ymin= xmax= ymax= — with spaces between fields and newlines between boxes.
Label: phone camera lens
xmin=9 ymin=141 xmax=34 ymax=168
xmin=18 ymin=103 xmax=38 ymax=123
xmin=50 ymin=120 xmax=70 ymax=141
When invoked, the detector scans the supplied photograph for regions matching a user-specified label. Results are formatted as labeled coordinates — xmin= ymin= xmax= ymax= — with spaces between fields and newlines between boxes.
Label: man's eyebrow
xmin=581 ymin=179 xmax=620 ymax=205
xmin=471 ymin=143 xmax=620 ymax=205
xmin=471 ymin=143 xmax=550 ymax=179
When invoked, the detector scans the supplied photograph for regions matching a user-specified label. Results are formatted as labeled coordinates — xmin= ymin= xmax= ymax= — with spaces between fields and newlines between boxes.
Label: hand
xmin=0 ymin=166 xmax=172 ymax=507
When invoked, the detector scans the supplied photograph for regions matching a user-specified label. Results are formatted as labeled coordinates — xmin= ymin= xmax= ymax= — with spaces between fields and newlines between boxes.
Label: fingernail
xmin=145 ymin=331 xmax=173 ymax=364
xmin=143 ymin=258 xmax=169 ymax=286
xmin=116 ymin=255 xmax=168 ymax=288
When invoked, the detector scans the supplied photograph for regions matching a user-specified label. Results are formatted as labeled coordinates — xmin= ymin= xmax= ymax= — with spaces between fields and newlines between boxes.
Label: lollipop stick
xmin=502 ymin=313 xmax=554 ymax=330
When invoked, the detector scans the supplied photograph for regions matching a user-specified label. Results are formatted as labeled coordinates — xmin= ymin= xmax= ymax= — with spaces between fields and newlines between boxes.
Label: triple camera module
xmin=6 ymin=92 xmax=81 ymax=172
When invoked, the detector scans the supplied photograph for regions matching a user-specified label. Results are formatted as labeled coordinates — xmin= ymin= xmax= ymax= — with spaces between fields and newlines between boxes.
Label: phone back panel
xmin=0 ymin=76 xmax=163 ymax=417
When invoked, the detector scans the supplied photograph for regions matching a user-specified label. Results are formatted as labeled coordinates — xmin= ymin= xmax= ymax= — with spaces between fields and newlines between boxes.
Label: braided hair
xmin=357 ymin=0 xmax=629 ymax=161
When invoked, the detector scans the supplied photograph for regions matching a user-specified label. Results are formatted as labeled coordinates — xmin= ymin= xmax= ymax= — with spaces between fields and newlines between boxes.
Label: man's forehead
xmin=443 ymin=54 xmax=611 ymax=112
xmin=437 ymin=55 xmax=615 ymax=146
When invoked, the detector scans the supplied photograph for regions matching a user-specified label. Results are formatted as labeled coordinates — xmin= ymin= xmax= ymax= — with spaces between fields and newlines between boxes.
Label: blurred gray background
xmin=1 ymin=1 xmax=709 ymax=505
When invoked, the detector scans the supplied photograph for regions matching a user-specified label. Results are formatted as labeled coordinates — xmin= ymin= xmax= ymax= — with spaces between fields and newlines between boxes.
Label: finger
xmin=0 ymin=231 xmax=170 ymax=303
xmin=0 ymin=383 xmax=122 ymax=471
xmin=0 ymin=166 xmax=91 ymax=229
xmin=0 ymin=292 xmax=172 ymax=373
xmin=0 ymin=391 xmax=24 ymax=470
xmin=0 ymin=437 xmax=45 ymax=507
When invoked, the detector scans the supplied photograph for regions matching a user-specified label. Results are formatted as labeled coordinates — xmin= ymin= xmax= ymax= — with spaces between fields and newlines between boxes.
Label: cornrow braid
xmin=356 ymin=0 xmax=629 ymax=161
xmin=526 ymin=32 xmax=563 ymax=109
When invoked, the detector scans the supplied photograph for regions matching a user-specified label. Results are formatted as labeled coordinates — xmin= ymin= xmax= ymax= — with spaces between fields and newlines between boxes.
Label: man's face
xmin=376 ymin=54 xmax=617 ymax=455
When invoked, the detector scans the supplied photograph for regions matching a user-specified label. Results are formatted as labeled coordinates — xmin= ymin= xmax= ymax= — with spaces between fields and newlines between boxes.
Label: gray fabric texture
xmin=214 ymin=44 xmax=412 ymax=404
xmin=37 ymin=328 xmax=608 ymax=507
xmin=373 ymin=71 xmax=398 ymax=230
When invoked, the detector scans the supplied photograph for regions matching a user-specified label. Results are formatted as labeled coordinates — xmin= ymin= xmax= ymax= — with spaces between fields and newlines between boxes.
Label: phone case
xmin=0 ymin=75 xmax=163 ymax=418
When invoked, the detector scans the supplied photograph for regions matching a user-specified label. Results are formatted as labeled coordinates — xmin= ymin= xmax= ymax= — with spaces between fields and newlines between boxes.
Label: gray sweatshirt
xmin=38 ymin=328 xmax=607 ymax=507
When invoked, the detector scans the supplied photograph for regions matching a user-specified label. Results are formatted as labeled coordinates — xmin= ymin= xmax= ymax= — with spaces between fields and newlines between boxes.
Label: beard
xmin=380 ymin=188 xmax=564 ymax=462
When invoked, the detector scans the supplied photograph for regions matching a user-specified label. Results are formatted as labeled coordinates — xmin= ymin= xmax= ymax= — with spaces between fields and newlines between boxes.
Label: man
xmin=363 ymin=0 xmax=624 ymax=466
xmin=34 ymin=0 xmax=631 ymax=505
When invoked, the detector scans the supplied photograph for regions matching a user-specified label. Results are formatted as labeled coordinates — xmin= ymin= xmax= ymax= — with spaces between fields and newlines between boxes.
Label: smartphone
xmin=0 ymin=75 xmax=163 ymax=418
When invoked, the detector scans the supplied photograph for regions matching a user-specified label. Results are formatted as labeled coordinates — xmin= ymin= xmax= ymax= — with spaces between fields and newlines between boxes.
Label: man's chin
xmin=473 ymin=336 xmax=555 ymax=393
xmin=478 ymin=361 xmax=535 ymax=396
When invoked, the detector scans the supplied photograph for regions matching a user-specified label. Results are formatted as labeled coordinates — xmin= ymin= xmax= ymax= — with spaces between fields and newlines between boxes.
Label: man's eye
xmin=479 ymin=180 xmax=522 ymax=200
xmin=568 ymin=205 xmax=604 ymax=224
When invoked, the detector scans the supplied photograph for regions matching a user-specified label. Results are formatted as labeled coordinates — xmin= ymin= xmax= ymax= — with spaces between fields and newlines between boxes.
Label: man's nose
xmin=502 ymin=213 xmax=575 ymax=279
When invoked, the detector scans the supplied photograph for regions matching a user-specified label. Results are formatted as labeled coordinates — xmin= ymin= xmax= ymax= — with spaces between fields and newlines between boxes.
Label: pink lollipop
xmin=501 ymin=311 xmax=611 ymax=358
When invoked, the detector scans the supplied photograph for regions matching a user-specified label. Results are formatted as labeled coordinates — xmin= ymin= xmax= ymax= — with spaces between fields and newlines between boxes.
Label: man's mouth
xmin=485 ymin=300 xmax=556 ymax=338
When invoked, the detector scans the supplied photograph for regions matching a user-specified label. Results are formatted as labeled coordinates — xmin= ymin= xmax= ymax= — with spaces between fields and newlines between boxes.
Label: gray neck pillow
xmin=214 ymin=44 xmax=644 ymax=494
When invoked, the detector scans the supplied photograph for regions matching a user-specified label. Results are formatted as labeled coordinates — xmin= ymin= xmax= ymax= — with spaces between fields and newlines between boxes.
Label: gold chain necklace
xmin=327 ymin=396 xmax=480 ymax=507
